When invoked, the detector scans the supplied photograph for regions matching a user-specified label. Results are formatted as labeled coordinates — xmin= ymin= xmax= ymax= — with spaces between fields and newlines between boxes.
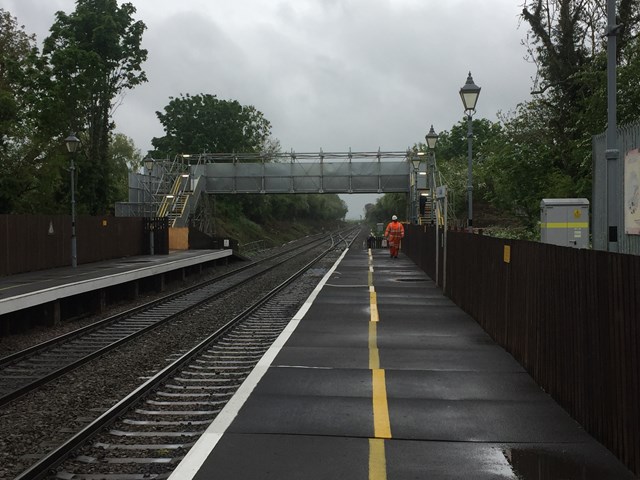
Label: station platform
xmin=169 ymin=245 xmax=637 ymax=479
xmin=0 ymin=249 xmax=233 ymax=317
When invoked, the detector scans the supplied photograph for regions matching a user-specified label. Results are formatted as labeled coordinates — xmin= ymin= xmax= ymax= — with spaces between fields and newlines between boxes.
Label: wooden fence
xmin=403 ymin=224 xmax=640 ymax=476
xmin=0 ymin=215 xmax=168 ymax=276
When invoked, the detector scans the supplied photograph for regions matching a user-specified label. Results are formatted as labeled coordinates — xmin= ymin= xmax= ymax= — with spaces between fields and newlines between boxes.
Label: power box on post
xmin=540 ymin=198 xmax=589 ymax=248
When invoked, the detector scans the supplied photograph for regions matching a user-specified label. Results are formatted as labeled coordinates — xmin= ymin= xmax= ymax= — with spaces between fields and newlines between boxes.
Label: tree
xmin=151 ymin=93 xmax=272 ymax=157
xmin=0 ymin=9 xmax=65 ymax=214
xmin=519 ymin=0 xmax=640 ymax=204
xmin=0 ymin=9 xmax=34 ymax=151
xmin=42 ymin=0 xmax=147 ymax=214
xmin=152 ymin=93 xmax=347 ymax=225
xmin=108 ymin=133 xmax=141 ymax=206
xmin=365 ymin=193 xmax=407 ymax=225
xmin=0 ymin=10 xmax=35 ymax=212
xmin=306 ymin=194 xmax=348 ymax=221
xmin=423 ymin=118 xmax=505 ymax=224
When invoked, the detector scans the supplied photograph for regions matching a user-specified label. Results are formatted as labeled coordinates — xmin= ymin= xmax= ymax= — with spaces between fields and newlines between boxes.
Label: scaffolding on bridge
xmin=116 ymin=149 xmax=457 ymax=231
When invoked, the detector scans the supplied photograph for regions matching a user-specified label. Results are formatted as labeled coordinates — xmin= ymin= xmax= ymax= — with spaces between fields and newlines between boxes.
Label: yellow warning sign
xmin=503 ymin=245 xmax=511 ymax=264
xmin=573 ymin=209 xmax=582 ymax=218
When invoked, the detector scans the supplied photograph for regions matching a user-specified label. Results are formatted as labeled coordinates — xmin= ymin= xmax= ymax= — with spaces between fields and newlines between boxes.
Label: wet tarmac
xmin=169 ymin=247 xmax=638 ymax=480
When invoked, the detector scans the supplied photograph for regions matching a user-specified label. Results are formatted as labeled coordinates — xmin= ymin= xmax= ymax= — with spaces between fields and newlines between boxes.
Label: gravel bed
xmin=0 ymin=242 xmax=345 ymax=479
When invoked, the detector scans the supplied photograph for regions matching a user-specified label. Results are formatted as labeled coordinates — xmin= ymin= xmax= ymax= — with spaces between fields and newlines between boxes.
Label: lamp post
xmin=605 ymin=0 xmax=619 ymax=252
xmin=65 ymin=134 xmax=80 ymax=267
xmin=143 ymin=157 xmax=154 ymax=217
xmin=411 ymin=155 xmax=421 ymax=224
xmin=143 ymin=157 xmax=155 ymax=255
xmin=459 ymin=72 xmax=481 ymax=232
xmin=425 ymin=125 xmax=439 ymax=225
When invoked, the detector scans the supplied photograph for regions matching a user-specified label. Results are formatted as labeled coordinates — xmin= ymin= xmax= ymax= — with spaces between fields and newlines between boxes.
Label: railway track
xmin=0 ymin=229 xmax=351 ymax=407
xmin=14 ymin=228 xmax=359 ymax=480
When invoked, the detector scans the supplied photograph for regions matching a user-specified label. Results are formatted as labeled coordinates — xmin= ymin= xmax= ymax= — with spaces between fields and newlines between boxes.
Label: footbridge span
xmin=117 ymin=150 xmax=439 ymax=227
xmin=177 ymin=150 xmax=412 ymax=194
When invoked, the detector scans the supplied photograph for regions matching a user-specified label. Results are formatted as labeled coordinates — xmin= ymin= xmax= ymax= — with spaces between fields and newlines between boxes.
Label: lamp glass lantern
xmin=143 ymin=156 xmax=154 ymax=173
xmin=65 ymin=134 xmax=80 ymax=153
xmin=425 ymin=125 xmax=439 ymax=150
xmin=459 ymin=72 xmax=481 ymax=112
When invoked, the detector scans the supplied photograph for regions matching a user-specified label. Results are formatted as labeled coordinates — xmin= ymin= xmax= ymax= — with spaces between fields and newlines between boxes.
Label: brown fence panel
xmin=431 ymin=231 xmax=640 ymax=476
xmin=0 ymin=214 xmax=147 ymax=276
xmin=403 ymin=224 xmax=436 ymax=281
xmin=77 ymin=216 xmax=146 ymax=264
xmin=2 ymin=215 xmax=69 ymax=275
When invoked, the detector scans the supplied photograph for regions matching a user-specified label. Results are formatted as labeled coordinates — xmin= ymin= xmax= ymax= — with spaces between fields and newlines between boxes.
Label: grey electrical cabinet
xmin=540 ymin=198 xmax=590 ymax=248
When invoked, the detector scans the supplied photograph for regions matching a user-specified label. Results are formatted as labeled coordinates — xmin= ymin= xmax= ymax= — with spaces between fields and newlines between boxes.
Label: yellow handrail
xmin=156 ymin=176 xmax=183 ymax=217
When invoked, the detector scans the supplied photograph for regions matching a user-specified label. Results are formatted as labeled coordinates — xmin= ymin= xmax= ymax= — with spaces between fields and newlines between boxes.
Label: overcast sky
xmin=4 ymin=0 xmax=536 ymax=219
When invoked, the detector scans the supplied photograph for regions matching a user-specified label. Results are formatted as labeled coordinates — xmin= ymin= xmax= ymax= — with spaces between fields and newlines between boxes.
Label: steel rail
xmin=0 ymin=232 xmax=325 ymax=369
xmin=0 ymin=230 xmax=348 ymax=407
xmin=14 ymin=228 xmax=359 ymax=480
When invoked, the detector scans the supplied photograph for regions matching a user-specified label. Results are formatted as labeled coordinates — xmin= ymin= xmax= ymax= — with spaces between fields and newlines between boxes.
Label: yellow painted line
xmin=540 ymin=222 xmax=588 ymax=228
xmin=370 ymin=291 xmax=379 ymax=322
xmin=369 ymin=438 xmax=387 ymax=480
xmin=369 ymin=322 xmax=379 ymax=369
xmin=372 ymin=368 xmax=392 ymax=438
xmin=368 ymin=250 xmax=391 ymax=479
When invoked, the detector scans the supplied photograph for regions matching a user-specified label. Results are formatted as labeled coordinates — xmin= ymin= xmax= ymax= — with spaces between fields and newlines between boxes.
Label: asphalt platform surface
xmin=169 ymin=246 xmax=637 ymax=480
xmin=0 ymin=249 xmax=231 ymax=315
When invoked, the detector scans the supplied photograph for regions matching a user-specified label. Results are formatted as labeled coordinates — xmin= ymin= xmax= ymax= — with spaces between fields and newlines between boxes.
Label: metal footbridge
xmin=116 ymin=150 xmax=442 ymax=228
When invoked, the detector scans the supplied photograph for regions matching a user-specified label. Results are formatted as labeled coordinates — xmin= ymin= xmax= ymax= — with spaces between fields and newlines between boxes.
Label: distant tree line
xmin=6 ymin=1 xmax=638 ymax=229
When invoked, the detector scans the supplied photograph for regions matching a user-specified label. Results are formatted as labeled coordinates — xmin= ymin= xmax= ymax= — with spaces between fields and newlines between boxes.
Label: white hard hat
xmin=392 ymin=215 xmax=398 ymax=220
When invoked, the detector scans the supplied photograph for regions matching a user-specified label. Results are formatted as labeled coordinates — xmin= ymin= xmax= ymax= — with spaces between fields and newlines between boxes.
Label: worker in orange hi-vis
xmin=384 ymin=215 xmax=405 ymax=258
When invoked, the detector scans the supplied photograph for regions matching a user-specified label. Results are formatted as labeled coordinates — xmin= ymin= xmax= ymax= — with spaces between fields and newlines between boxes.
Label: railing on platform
xmin=403 ymin=224 xmax=640 ymax=477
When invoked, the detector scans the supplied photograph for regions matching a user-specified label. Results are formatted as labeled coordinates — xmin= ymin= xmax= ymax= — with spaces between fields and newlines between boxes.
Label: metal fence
xmin=143 ymin=217 xmax=169 ymax=255
xmin=403 ymin=224 xmax=640 ymax=476
xmin=1 ymin=215 xmax=152 ymax=276
xmin=593 ymin=122 xmax=640 ymax=254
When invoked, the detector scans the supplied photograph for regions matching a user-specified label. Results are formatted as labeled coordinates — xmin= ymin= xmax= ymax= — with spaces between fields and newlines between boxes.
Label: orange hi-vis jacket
xmin=384 ymin=220 xmax=405 ymax=247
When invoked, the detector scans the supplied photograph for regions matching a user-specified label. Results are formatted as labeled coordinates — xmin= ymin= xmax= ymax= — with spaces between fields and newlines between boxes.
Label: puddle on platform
xmin=503 ymin=448 xmax=615 ymax=479
xmin=305 ymin=268 xmax=326 ymax=276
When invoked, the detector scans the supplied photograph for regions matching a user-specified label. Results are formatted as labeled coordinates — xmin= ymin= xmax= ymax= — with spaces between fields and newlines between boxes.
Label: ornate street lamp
xmin=425 ymin=125 xmax=438 ymax=150
xmin=143 ymin=157 xmax=155 ymax=255
xmin=143 ymin=157 xmax=154 ymax=217
xmin=425 ymin=125 xmax=439 ymax=224
xmin=65 ymin=133 xmax=80 ymax=267
xmin=459 ymin=72 xmax=481 ymax=231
